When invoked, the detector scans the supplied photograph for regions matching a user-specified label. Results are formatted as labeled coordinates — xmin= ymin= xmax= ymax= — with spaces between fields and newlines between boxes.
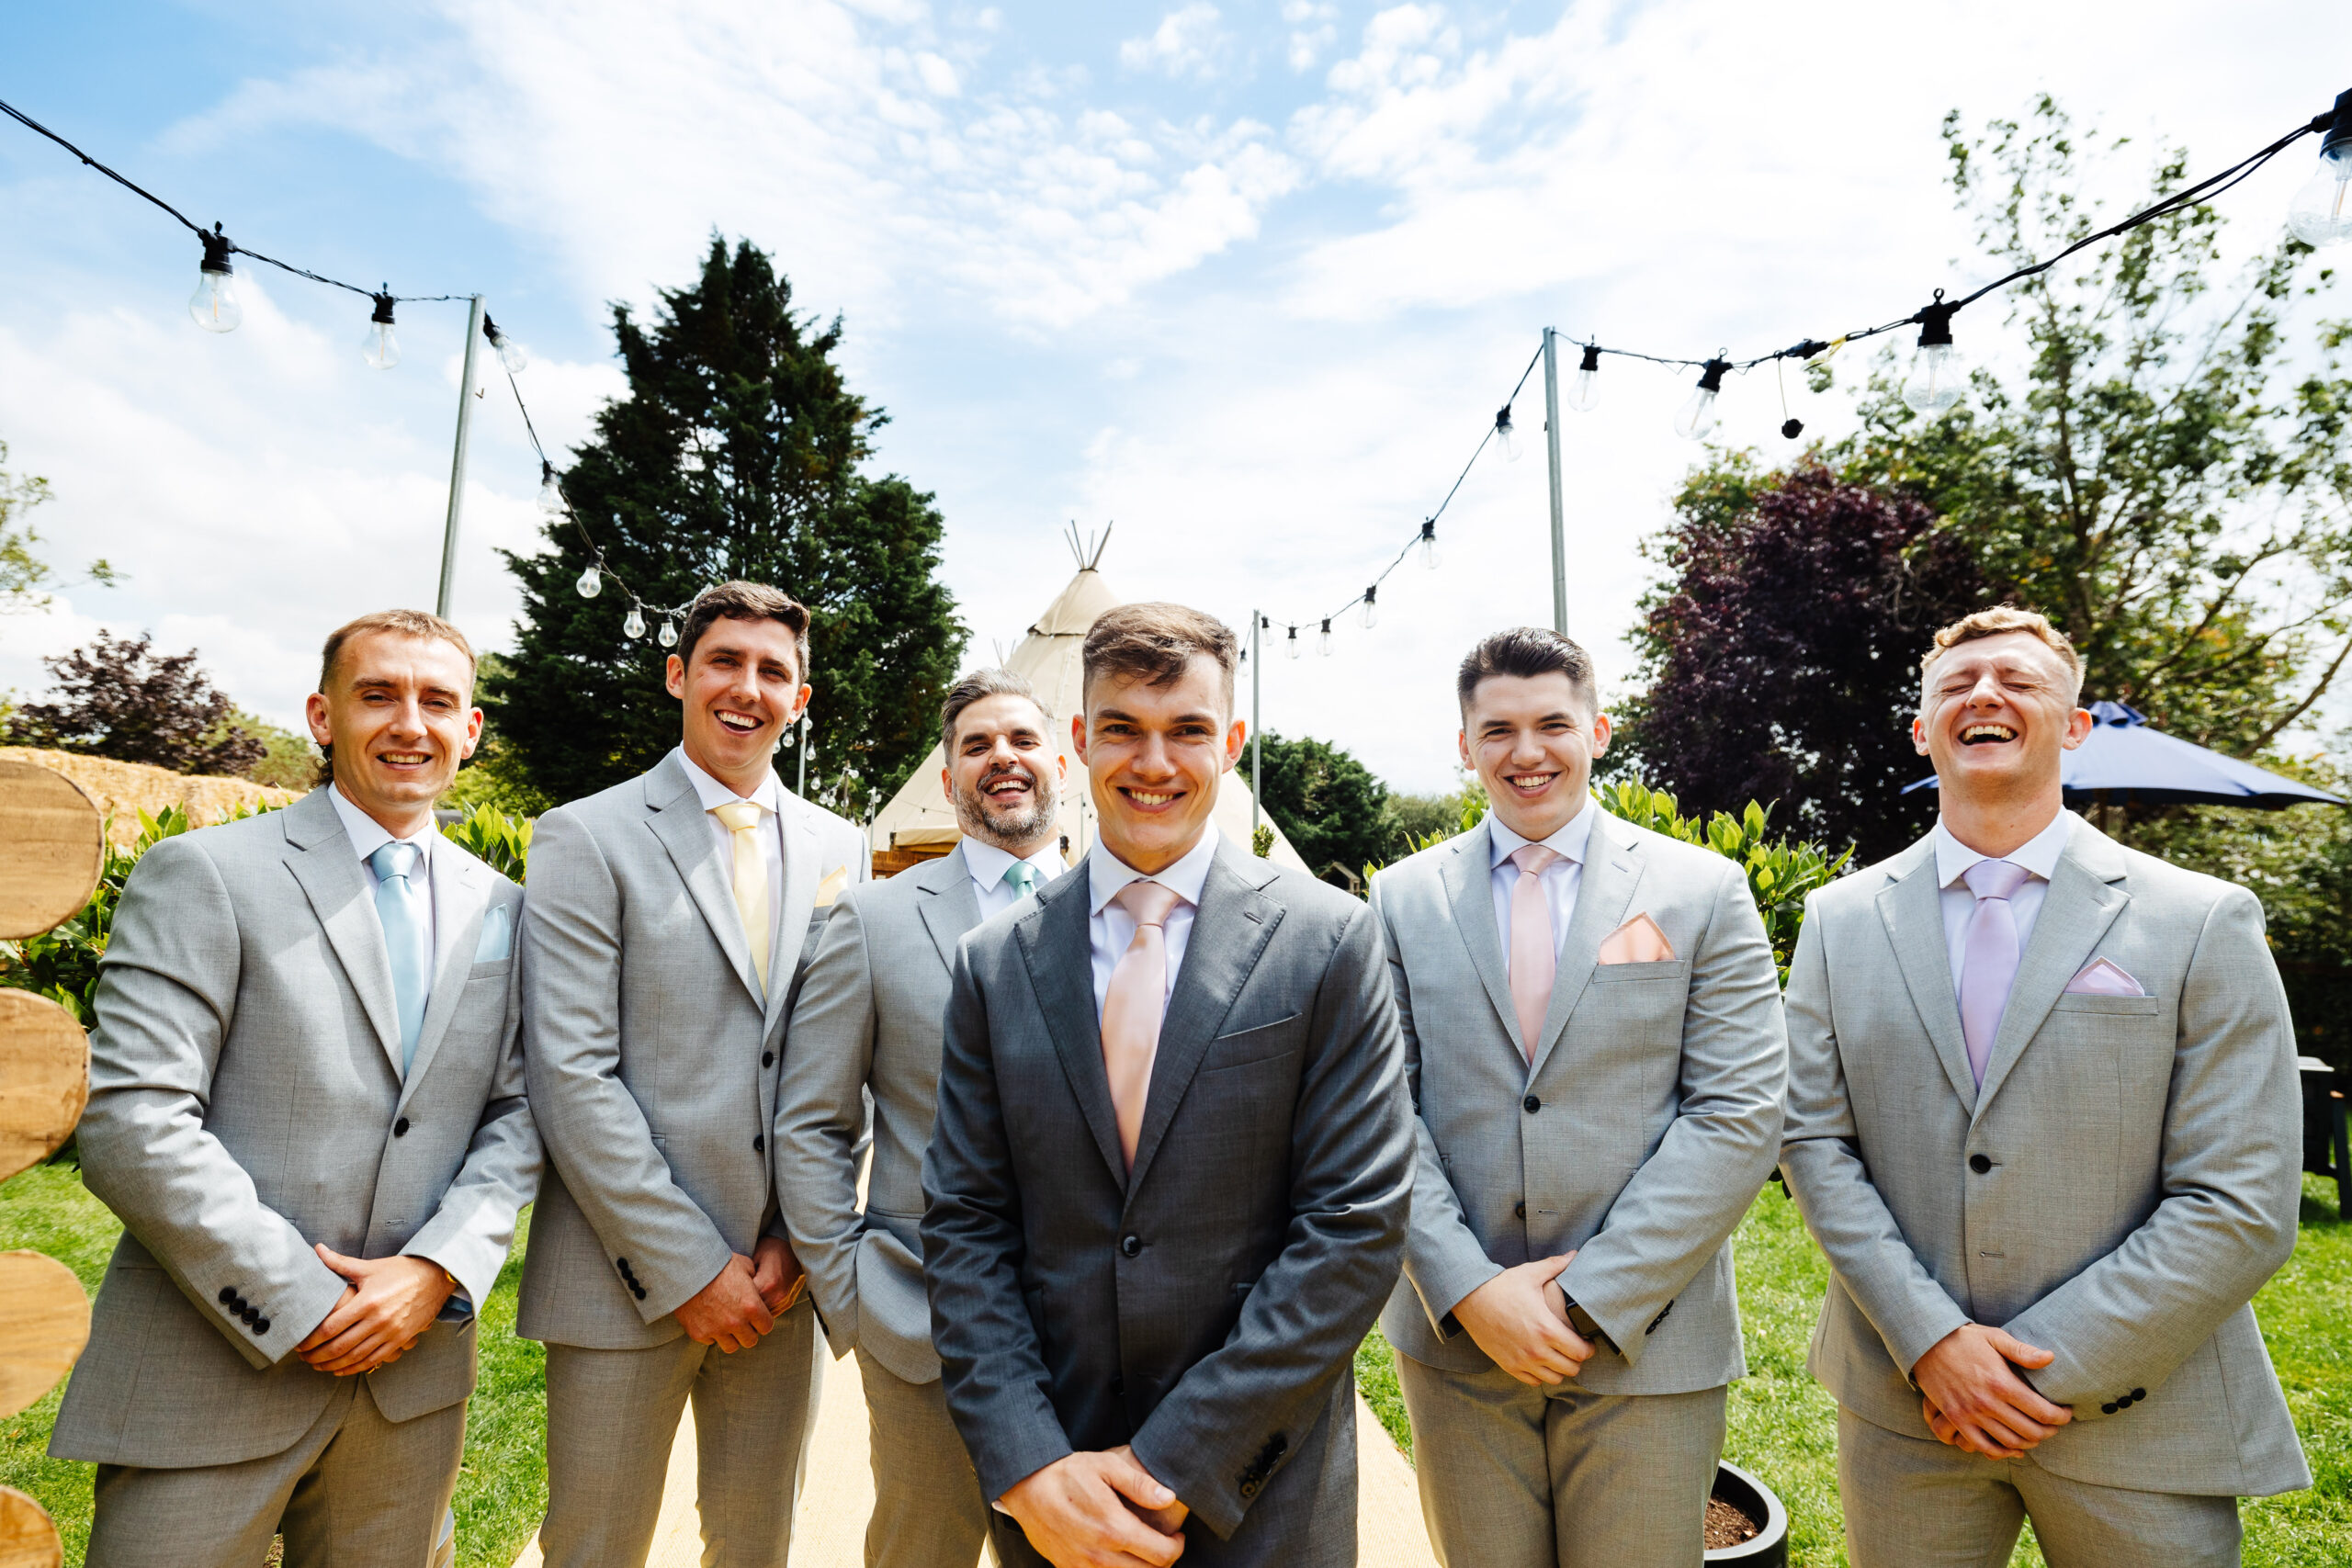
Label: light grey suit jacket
xmin=52 ymin=789 xmax=537 ymax=1468
xmin=518 ymin=750 xmax=867 ymax=1348
xmin=1370 ymin=808 xmax=1787 ymax=1390
xmin=1781 ymin=818 xmax=2309 ymax=1496
xmin=776 ymin=842 xmax=980 ymax=1385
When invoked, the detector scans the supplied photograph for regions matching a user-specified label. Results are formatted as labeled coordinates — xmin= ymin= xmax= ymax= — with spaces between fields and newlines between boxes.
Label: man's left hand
xmin=752 ymin=1235 xmax=808 ymax=1315
xmin=296 ymin=1245 xmax=456 ymax=1376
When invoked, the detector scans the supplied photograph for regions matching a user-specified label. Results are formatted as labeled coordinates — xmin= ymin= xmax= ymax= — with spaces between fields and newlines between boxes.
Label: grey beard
xmin=954 ymin=773 xmax=1057 ymax=850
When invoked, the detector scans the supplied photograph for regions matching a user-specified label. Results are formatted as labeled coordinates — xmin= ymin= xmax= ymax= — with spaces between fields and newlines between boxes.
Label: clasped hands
xmin=295 ymin=1243 xmax=457 ymax=1376
xmin=1001 ymin=1445 xmax=1188 ymax=1568
xmin=1454 ymin=1252 xmax=1595 ymax=1387
xmin=675 ymin=1235 xmax=808 ymax=1352
xmin=1914 ymin=1322 xmax=2074 ymax=1460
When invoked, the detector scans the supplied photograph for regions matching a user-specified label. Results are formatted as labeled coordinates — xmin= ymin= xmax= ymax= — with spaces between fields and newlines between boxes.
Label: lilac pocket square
xmin=2065 ymin=957 xmax=2145 ymax=997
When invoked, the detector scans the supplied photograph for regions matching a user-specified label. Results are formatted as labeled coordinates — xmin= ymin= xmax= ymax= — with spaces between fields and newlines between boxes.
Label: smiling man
xmin=921 ymin=603 xmax=1413 ymax=1568
xmin=776 ymin=667 xmax=1068 ymax=1568
xmin=1367 ymin=626 xmax=1786 ymax=1568
xmin=56 ymin=609 xmax=538 ymax=1568
xmin=1781 ymin=606 xmax=2309 ymax=1568
xmin=519 ymin=581 xmax=868 ymax=1568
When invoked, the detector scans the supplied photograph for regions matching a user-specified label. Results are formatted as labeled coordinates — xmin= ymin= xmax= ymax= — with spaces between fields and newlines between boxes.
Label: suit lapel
xmin=917 ymin=844 xmax=984 ymax=972
xmin=1016 ymin=874 xmax=1128 ymax=1186
xmin=763 ymin=796 xmax=820 ymax=1034
xmin=1530 ymin=808 xmax=1639 ymax=1077
xmin=644 ymin=758 xmax=764 ymax=1010
xmin=398 ymin=848 xmax=492 ymax=1106
xmin=1875 ymin=840 xmax=1980 ymax=1110
xmin=1438 ymin=821 xmax=1522 ymax=1055
xmin=1126 ymin=845 xmax=1282 ymax=1195
xmin=281 ymin=791 xmax=405 ymax=1076
xmin=1973 ymin=823 xmax=2132 ymax=1117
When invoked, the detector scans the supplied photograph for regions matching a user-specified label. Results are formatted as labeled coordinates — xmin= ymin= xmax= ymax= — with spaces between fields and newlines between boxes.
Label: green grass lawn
xmin=6 ymin=1164 xmax=2346 ymax=1567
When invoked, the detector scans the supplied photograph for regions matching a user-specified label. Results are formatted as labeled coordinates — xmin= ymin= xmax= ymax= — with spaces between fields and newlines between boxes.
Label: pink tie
xmin=1507 ymin=844 xmax=1561 ymax=1062
xmin=1102 ymin=880 xmax=1182 ymax=1171
xmin=1959 ymin=860 xmax=2030 ymax=1087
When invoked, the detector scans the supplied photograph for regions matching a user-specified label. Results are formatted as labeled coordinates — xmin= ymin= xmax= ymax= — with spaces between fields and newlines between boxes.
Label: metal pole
xmin=436 ymin=295 xmax=486 ymax=619
xmin=1542 ymin=326 xmax=1567 ymax=636
xmin=1250 ymin=610 xmax=1262 ymax=843
xmin=797 ymin=715 xmax=809 ymax=797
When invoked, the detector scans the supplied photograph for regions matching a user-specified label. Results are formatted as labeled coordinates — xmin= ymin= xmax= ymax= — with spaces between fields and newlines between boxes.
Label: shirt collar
xmin=327 ymin=784 xmax=435 ymax=868
xmin=1088 ymin=821 xmax=1220 ymax=918
xmin=961 ymin=835 xmax=1063 ymax=891
xmin=1933 ymin=808 xmax=2078 ymax=889
xmin=1486 ymin=797 xmax=1600 ymax=870
xmin=675 ymin=746 xmax=783 ymax=818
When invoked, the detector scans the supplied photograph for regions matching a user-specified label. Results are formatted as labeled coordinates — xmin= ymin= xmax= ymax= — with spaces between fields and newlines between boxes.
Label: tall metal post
xmin=1250 ymin=610 xmax=1263 ymax=842
xmin=436 ymin=295 xmax=487 ymax=618
xmin=796 ymin=715 xmax=809 ymax=797
xmin=1542 ymin=326 xmax=1567 ymax=635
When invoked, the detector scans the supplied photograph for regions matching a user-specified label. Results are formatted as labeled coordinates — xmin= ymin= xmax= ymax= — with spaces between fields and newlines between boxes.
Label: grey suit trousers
xmin=1838 ymin=1409 xmax=2241 ymax=1568
xmin=1394 ymin=1353 xmax=1724 ymax=1568
xmin=538 ymin=1299 xmax=822 ymax=1568
xmin=855 ymin=1346 xmax=992 ymax=1568
xmin=86 ymin=1377 xmax=463 ymax=1568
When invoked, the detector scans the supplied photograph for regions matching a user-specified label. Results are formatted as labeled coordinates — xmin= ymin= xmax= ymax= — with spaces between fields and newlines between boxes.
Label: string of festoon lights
xmin=6 ymin=86 xmax=2348 ymax=659
xmin=1243 ymin=87 xmax=2352 ymax=658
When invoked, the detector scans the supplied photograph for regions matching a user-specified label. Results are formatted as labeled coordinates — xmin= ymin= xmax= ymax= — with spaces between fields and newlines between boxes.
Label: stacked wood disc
xmin=0 ymin=761 xmax=105 ymax=1567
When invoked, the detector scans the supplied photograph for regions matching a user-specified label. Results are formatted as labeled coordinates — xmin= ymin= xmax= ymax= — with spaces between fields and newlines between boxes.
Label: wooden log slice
xmin=0 ymin=1488 xmax=62 ymax=1568
xmin=0 ymin=1252 xmax=87 ymax=1419
xmin=0 ymin=761 xmax=105 ymax=940
xmin=0 ymin=992 xmax=88 ymax=1184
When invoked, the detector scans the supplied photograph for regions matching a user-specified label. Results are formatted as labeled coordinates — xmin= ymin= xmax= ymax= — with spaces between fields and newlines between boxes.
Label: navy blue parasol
xmin=1905 ymin=701 xmax=2345 ymax=809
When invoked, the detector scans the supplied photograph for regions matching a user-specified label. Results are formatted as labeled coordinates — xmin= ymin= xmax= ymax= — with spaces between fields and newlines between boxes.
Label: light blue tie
xmin=1001 ymin=861 xmax=1041 ymax=900
xmin=368 ymin=841 xmax=431 ymax=1073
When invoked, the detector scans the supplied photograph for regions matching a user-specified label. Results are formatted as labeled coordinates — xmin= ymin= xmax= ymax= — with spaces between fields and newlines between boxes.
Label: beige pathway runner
xmin=510 ymin=1350 xmax=1437 ymax=1566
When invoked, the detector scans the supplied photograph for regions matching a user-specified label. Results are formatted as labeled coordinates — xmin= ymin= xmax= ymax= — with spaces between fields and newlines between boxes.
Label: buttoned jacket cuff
xmin=1408 ymin=1252 xmax=1503 ymax=1342
xmin=1883 ymin=1297 xmax=1972 ymax=1382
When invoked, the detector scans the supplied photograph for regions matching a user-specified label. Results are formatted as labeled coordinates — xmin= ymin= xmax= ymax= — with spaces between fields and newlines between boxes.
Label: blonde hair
xmin=319 ymin=608 xmax=476 ymax=693
xmin=1918 ymin=606 xmax=2084 ymax=711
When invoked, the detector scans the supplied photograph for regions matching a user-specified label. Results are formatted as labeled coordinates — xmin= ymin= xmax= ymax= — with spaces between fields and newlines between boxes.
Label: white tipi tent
xmin=868 ymin=546 xmax=1307 ymax=875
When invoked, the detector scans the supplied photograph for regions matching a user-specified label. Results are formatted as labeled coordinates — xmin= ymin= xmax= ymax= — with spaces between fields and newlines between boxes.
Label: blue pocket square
xmin=474 ymin=902 xmax=514 ymax=964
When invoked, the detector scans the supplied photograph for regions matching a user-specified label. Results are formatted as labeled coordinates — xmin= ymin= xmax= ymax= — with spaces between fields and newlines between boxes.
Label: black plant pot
xmin=1704 ymin=1459 xmax=1789 ymax=1565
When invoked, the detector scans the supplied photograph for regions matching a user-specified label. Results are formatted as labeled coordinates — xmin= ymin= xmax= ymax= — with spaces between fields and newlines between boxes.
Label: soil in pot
xmin=1704 ymin=1495 xmax=1761 ymax=1551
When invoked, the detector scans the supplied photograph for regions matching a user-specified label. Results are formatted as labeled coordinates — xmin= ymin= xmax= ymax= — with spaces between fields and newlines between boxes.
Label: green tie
xmin=1001 ymin=861 xmax=1040 ymax=900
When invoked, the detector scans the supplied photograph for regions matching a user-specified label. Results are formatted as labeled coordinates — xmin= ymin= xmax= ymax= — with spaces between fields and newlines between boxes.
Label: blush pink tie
xmin=1959 ymin=859 xmax=2030 ymax=1087
xmin=1102 ymin=880 xmax=1182 ymax=1171
xmin=1506 ymin=844 xmax=1561 ymax=1062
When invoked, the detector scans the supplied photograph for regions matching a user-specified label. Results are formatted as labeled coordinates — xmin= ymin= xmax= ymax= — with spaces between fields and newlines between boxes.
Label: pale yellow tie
xmin=712 ymin=800 xmax=770 ymax=996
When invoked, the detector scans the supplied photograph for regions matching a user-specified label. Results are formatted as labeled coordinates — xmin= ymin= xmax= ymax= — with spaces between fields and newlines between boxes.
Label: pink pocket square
xmin=1597 ymin=912 xmax=1676 ymax=964
xmin=2065 ymin=957 xmax=2146 ymax=997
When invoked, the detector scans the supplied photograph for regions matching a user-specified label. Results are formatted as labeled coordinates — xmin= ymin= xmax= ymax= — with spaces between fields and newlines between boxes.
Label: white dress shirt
xmin=1087 ymin=822 xmax=1221 ymax=1020
xmin=1487 ymin=801 xmax=1599 ymax=961
xmin=328 ymin=784 xmax=438 ymax=964
xmin=676 ymin=747 xmax=786 ymax=963
xmin=1932 ymin=808 xmax=2078 ymax=996
xmin=961 ymin=836 xmax=1066 ymax=920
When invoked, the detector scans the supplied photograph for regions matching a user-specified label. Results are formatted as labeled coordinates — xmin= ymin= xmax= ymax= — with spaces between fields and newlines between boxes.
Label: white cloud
xmin=1119 ymin=5 xmax=1232 ymax=83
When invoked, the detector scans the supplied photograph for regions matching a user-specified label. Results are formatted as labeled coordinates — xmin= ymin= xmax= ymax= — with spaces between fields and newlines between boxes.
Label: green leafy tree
xmin=491 ymin=237 xmax=965 ymax=808
xmin=0 ymin=438 xmax=117 ymax=613
xmin=1252 ymin=730 xmax=1398 ymax=887
xmin=17 ymin=631 xmax=266 ymax=776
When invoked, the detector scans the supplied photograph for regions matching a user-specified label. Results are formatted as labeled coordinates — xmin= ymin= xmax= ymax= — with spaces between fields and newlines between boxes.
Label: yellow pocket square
xmin=815 ymin=866 xmax=850 ymax=908
xmin=1597 ymin=911 xmax=1675 ymax=964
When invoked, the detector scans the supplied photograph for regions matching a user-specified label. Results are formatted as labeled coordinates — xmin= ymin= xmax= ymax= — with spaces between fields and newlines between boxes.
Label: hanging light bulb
xmin=2288 ymin=91 xmax=2352 ymax=247
xmin=623 ymin=605 xmax=647 ymax=639
xmin=537 ymin=462 xmax=567 ymax=519
xmin=1494 ymin=405 xmax=1521 ymax=461
xmin=575 ymin=563 xmax=602 ymax=599
xmin=1902 ymin=294 xmax=1966 ymax=416
xmin=1419 ymin=519 xmax=1441 ymax=571
xmin=1318 ymin=618 xmax=1333 ymax=656
xmin=1565 ymin=344 xmax=1601 ymax=412
xmin=360 ymin=290 xmax=401 ymax=370
xmin=1285 ymin=626 xmax=1301 ymax=660
xmin=1673 ymin=358 xmax=1731 ymax=441
xmin=188 ymin=225 xmax=242 ymax=333
xmin=1361 ymin=584 xmax=1379 ymax=630
xmin=658 ymin=618 xmax=679 ymax=649
xmin=482 ymin=313 xmax=530 ymax=374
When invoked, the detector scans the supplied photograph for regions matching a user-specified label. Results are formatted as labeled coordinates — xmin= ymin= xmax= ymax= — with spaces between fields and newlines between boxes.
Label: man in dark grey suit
xmin=57 ymin=609 xmax=538 ymax=1568
xmin=922 ymin=603 xmax=1414 ymax=1568
xmin=777 ymin=667 xmax=1068 ymax=1566
xmin=521 ymin=581 xmax=869 ymax=1568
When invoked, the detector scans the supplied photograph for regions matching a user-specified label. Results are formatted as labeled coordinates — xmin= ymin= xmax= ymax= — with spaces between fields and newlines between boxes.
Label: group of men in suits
xmin=57 ymin=580 xmax=2308 ymax=1568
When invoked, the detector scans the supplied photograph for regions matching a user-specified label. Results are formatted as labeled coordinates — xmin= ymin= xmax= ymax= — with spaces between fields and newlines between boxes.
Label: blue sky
xmin=5 ymin=1 xmax=2347 ymax=791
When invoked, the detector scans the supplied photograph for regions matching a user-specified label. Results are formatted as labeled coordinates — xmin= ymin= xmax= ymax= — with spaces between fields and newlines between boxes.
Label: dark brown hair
xmin=1080 ymin=603 xmax=1238 ymax=711
xmin=1456 ymin=626 xmax=1597 ymax=715
xmin=319 ymin=608 xmax=476 ymax=694
xmin=940 ymin=667 xmax=1051 ymax=751
xmin=677 ymin=581 xmax=812 ymax=676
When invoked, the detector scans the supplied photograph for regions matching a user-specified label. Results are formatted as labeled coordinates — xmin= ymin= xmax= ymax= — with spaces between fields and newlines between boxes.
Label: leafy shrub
xmin=441 ymin=804 xmax=534 ymax=883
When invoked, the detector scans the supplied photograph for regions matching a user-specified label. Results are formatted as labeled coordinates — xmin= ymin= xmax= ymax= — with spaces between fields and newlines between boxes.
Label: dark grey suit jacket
xmin=922 ymin=839 xmax=1412 ymax=1565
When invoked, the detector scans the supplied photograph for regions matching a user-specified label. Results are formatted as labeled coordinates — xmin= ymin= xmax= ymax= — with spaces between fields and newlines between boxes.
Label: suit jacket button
xmin=1513 ymin=1201 xmax=1527 ymax=1220
xmin=1120 ymin=1235 xmax=1142 ymax=1258
xmin=393 ymin=1117 xmax=411 ymax=1138
xmin=254 ymin=1317 xmax=270 ymax=1335
xmin=752 ymin=1134 xmax=765 ymax=1153
xmin=219 ymin=1287 xmax=238 ymax=1306
xmin=2101 ymin=1402 xmax=2119 ymax=1415
xmin=763 ymin=1052 xmax=775 ymax=1067
xmin=2130 ymin=1388 xmax=2145 ymax=1401
xmin=1238 ymin=1479 xmax=1259 ymax=1500
xmin=1522 ymin=1095 xmax=1541 ymax=1114
xmin=1967 ymin=1153 xmax=1992 ymax=1174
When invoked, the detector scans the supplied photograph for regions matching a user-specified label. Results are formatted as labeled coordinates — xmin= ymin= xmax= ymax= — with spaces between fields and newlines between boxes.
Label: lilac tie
xmin=1507 ymin=844 xmax=1562 ymax=1061
xmin=1958 ymin=860 xmax=2030 ymax=1087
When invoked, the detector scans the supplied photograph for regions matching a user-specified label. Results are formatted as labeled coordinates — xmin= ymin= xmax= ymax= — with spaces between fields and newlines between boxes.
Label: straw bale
xmin=0 ymin=749 xmax=302 ymax=846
